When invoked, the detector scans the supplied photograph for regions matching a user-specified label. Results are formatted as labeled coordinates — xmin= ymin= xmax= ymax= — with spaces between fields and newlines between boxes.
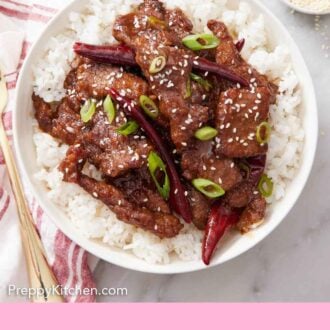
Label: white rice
xmin=32 ymin=0 xmax=304 ymax=264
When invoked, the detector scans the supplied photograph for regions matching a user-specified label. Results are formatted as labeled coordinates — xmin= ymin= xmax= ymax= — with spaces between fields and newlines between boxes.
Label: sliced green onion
xmin=184 ymin=78 xmax=191 ymax=99
xmin=148 ymin=151 xmax=170 ymax=200
xmin=103 ymin=95 xmax=116 ymax=124
xmin=148 ymin=16 xmax=166 ymax=28
xmin=194 ymin=126 xmax=218 ymax=141
xmin=139 ymin=95 xmax=159 ymax=119
xmin=190 ymin=73 xmax=213 ymax=92
xmin=182 ymin=34 xmax=220 ymax=51
xmin=192 ymin=178 xmax=225 ymax=198
xmin=258 ymin=174 xmax=273 ymax=198
xmin=256 ymin=121 xmax=271 ymax=144
xmin=116 ymin=120 xmax=139 ymax=136
xmin=149 ymin=56 xmax=166 ymax=74
xmin=80 ymin=99 xmax=96 ymax=123
xmin=238 ymin=161 xmax=251 ymax=180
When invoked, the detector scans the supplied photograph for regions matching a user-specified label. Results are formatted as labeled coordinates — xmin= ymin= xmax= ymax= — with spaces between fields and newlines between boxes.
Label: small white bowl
xmin=279 ymin=0 xmax=330 ymax=15
xmin=13 ymin=0 xmax=318 ymax=274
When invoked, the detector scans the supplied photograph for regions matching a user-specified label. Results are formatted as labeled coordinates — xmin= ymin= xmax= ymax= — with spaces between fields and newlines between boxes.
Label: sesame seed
xmin=93 ymin=192 xmax=98 ymax=198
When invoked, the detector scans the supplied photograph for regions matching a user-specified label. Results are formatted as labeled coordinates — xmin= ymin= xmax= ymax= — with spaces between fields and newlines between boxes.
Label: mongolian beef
xmin=32 ymin=0 xmax=276 ymax=265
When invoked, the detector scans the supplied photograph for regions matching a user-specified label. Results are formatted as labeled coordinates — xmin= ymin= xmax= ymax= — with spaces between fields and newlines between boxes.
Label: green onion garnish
xmin=148 ymin=16 xmax=166 ymax=28
xmin=190 ymin=73 xmax=213 ymax=92
xmin=149 ymin=56 xmax=167 ymax=74
xmin=258 ymin=174 xmax=273 ymax=198
xmin=139 ymin=95 xmax=159 ymax=119
xmin=182 ymin=33 xmax=220 ymax=51
xmin=184 ymin=78 xmax=191 ymax=99
xmin=148 ymin=151 xmax=170 ymax=200
xmin=80 ymin=99 xmax=96 ymax=123
xmin=116 ymin=120 xmax=139 ymax=136
xmin=192 ymin=178 xmax=225 ymax=198
xmin=256 ymin=121 xmax=271 ymax=145
xmin=194 ymin=126 xmax=218 ymax=141
xmin=238 ymin=161 xmax=251 ymax=180
xmin=103 ymin=95 xmax=116 ymax=124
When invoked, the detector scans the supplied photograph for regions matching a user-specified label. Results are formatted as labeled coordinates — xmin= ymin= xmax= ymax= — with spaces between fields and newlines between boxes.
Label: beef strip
xmin=59 ymin=145 xmax=183 ymax=238
xmin=112 ymin=166 xmax=170 ymax=214
xmin=165 ymin=8 xmax=193 ymax=41
xmin=215 ymin=87 xmax=270 ymax=158
xmin=181 ymin=141 xmax=242 ymax=191
xmin=79 ymin=110 xmax=153 ymax=178
xmin=188 ymin=187 xmax=212 ymax=230
xmin=137 ymin=0 xmax=166 ymax=17
xmin=75 ymin=62 xmax=149 ymax=101
xmin=33 ymin=94 xmax=84 ymax=145
xmin=113 ymin=0 xmax=193 ymax=48
xmin=236 ymin=194 xmax=266 ymax=233
xmin=207 ymin=20 xmax=278 ymax=102
xmin=224 ymin=181 xmax=255 ymax=208
xmin=113 ymin=0 xmax=166 ymax=48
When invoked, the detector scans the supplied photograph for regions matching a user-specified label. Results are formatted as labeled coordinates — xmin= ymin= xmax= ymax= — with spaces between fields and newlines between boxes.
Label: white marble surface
xmin=94 ymin=0 xmax=330 ymax=302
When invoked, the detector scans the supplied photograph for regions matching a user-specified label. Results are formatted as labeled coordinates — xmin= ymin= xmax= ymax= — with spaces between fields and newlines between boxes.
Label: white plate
xmin=13 ymin=0 xmax=318 ymax=274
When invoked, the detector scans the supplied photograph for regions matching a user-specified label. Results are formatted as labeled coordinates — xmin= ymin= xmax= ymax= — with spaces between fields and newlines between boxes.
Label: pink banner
xmin=1 ymin=304 xmax=329 ymax=329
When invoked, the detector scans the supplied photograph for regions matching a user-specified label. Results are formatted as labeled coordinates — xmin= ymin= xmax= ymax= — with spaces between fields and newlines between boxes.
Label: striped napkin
xmin=0 ymin=0 xmax=97 ymax=303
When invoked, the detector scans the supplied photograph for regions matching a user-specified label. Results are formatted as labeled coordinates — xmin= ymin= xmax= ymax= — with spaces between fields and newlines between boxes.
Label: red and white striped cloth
xmin=0 ymin=0 xmax=97 ymax=303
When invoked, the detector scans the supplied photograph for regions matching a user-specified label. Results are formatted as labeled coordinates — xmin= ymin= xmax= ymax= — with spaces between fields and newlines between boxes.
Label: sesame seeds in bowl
xmin=280 ymin=0 xmax=330 ymax=15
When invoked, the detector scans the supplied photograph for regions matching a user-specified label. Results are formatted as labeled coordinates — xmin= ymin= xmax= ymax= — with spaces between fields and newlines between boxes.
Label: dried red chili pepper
xmin=235 ymin=38 xmax=245 ymax=53
xmin=202 ymin=202 xmax=240 ymax=265
xmin=246 ymin=154 xmax=266 ymax=185
xmin=109 ymin=88 xmax=192 ymax=224
xmin=74 ymin=42 xmax=136 ymax=67
xmin=73 ymin=42 xmax=248 ymax=86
